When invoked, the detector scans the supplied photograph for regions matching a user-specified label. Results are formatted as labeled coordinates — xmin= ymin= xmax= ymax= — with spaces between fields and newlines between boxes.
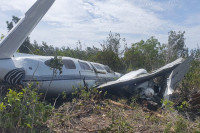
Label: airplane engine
xmin=144 ymin=88 xmax=155 ymax=98
xmin=3 ymin=68 xmax=25 ymax=85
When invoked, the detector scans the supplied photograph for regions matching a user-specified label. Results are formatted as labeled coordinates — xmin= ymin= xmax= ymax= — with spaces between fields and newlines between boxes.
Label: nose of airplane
xmin=3 ymin=68 xmax=25 ymax=85
xmin=0 ymin=59 xmax=18 ymax=83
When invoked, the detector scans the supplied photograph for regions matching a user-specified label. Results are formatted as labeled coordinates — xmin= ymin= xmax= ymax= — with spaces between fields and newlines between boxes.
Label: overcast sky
xmin=0 ymin=0 xmax=200 ymax=49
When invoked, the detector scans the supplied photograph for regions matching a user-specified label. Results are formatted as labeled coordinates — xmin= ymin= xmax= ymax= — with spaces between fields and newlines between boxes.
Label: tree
xmin=92 ymin=32 xmax=127 ymax=72
xmin=12 ymin=16 xmax=20 ymax=24
xmin=124 ymin=37 xmax=165 ymax=72
xmin=6 ymin=16 xmax=33 ymax=54
xmin=85 ymin=46 xmax=100 ymax=61
xmin=92 ymin=50 xmax=124 ymax=72
xmin=190 ymin=45 xmax=200 ymax=59
xmin=18 ymin=37 xmax=34 ymax=54
xmin=6 ymin=21 xmax=13 ymax=32
xmin=100 ymin=31 xmax=127 ymax=56
xmin=164 ymin=31 xmax=188 ymax=63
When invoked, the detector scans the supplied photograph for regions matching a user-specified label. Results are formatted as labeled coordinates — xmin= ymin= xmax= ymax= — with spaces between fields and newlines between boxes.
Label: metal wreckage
xmin=0 ymin=0 xmax=193 ymax=106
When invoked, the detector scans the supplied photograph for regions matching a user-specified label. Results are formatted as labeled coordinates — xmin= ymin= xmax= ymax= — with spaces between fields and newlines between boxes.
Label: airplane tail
xmin=0 ymin=0 xmax=55 ymax=59
xmin=163 ymin=56 xmax=193 ymax=100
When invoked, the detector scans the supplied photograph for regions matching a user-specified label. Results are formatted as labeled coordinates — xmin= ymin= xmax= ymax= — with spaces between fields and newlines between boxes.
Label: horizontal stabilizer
xmin=0 ymin=0 xmax=55 ymax=59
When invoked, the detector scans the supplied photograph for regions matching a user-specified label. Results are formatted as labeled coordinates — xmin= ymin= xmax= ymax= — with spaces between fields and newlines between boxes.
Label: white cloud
xmin=0 ymin=12 xmax=10 ymax=37
xmin=129 ymin=0 xmax=165 ymax=12
xmin=185 ymin=25 xmax=200 ymax=49
xmin=0 ymin=0 xmax=199 ymax=49
xmin=39 ymin=0 xmax=169 ymax=47
xmin=0 ymin=0 xmax=35 ymax=12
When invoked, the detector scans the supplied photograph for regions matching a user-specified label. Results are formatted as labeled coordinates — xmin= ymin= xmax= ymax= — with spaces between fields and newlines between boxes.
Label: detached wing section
xmin=0 ymin=0 xmax=55 ymax=59
xmin=98 ymin=58 xmax=187 ymax=89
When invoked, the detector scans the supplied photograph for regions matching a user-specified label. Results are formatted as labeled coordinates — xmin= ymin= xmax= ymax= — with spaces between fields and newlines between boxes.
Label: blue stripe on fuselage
xmin=22 ymin=75 xmax=114 ymax=82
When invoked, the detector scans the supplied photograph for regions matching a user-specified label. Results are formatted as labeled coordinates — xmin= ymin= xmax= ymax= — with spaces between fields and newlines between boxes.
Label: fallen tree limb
xmin=107 ymin=99 xmax=132 ymax=109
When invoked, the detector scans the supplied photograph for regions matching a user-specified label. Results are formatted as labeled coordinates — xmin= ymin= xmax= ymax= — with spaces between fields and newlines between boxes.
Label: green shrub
xmin=102 ymin=108 xmax=133 ymax=132
xmin=174 ymin=116 xmax=188 ymax=133
xmin=161 ymin=99 xmax=175 ymax=112
xmin=182 ymin=60 xmax=200 ymax=96
xmin=177 ymin=100 xmax=189 ymax=111
xmin=0 ymin=84 xmax=53 ymax=132
xmin=72 ymin=87 xmax=105 ymax=101
xmin=164 ymin=122 xmax=172 ymax=133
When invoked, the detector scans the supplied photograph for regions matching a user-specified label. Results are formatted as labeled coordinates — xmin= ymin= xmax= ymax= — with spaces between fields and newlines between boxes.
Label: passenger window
xmin=94 ymin=64 xmax=104 ymax=70
xmin=63 ymin=59 xmax=76 ymax=69
xmin=79 ymin=61 xmax=92 ymax=70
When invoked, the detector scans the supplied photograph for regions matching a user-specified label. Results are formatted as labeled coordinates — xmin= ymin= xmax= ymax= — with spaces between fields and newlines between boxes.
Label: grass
xmin=0 ymin=85 xmax=200 ymax=133
xmin=47 ymin=98 xmax=200 ymax=133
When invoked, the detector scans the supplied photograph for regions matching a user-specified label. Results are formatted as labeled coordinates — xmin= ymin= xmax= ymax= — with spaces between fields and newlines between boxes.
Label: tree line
xmin=3 ymin=16 xmax=200 ymax=74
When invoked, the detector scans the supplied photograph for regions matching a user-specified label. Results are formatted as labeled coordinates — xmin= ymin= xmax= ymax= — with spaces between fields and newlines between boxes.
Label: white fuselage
xmin=0 ymin=54 xmax=121 ymax=95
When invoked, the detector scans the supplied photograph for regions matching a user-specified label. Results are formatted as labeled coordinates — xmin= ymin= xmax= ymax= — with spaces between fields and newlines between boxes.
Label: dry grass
xmin=47 ymin=98 xmax=200 ymax=133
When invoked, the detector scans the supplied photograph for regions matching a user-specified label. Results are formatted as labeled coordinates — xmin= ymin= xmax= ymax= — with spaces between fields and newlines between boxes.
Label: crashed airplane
xmin=0 ymin=0 xmax=192 ymax=100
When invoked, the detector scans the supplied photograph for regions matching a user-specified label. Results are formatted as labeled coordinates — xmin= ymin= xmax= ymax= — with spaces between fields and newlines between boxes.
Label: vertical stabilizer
xmin=0 ymin=0 xmax=55 ymax=59
xmin=163 ymin=56 xmax=193 ymax=100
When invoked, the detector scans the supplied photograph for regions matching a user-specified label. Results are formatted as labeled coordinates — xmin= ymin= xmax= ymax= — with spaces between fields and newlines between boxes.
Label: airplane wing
xmin=98 ymin=57 xmax=192 ymax=91
xmin=0 ymin=0 xmax=55 ymax=59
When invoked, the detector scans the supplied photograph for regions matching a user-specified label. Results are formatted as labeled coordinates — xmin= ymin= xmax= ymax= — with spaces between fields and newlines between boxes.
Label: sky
xmin=0 ymin=0 xmax=200 ymax=49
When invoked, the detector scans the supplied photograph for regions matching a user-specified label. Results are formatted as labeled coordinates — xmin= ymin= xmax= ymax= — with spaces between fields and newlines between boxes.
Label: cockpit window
xmin=44 ymin=59 xmax=51 ymax=67
xmin=79 ymin=61 xmax=92 ymax=71
xmin=63 ymin=59 xmax=76 ymax=69
xmin=104 ymin=65 xmax=113 ymax=73
xmin=94 ymin=64 xmax=104 ymax=70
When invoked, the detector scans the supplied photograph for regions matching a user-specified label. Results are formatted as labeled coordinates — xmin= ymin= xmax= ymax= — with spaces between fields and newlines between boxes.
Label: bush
xmin=0 ymin=84 xmax=53 ymax=132
xmin=182 ymin=60 xmax=200 ymax=97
